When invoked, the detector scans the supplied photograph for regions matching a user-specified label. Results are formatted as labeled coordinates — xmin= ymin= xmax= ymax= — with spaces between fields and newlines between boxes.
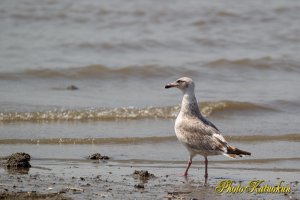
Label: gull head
xmin=165 ymin=77 xmax=195 ymax=93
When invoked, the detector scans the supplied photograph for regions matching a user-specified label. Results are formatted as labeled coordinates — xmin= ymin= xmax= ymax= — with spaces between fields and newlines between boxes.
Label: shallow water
xmin=0 ymin=1 xmax=300 ymax=196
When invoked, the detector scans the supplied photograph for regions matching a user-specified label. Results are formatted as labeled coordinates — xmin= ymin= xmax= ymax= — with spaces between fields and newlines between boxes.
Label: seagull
xmin=165 ymin=77 xmax=251 ymax=182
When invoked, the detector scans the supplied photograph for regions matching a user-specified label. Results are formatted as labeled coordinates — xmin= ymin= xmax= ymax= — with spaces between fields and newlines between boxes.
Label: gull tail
xmin=224 ymin=145 xmax=251 ymax=158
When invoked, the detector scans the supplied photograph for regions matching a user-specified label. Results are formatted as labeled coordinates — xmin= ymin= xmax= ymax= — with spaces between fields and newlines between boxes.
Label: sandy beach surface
xmin=1 ymin=153 xmax=299 ymax=200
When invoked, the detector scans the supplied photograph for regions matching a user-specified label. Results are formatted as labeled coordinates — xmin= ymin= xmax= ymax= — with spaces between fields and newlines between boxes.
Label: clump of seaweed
xmin=6 ymin=152 xmax=31 ymax=168
xmin=88 ymin=153 xmax=109 ymax=160
xmin=133 ymin=170 xmax=155 ymax=180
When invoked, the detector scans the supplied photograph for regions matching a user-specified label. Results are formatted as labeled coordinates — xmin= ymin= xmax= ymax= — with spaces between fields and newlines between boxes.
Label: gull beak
xmin=165 ymin=81 xmax=179 ymax=89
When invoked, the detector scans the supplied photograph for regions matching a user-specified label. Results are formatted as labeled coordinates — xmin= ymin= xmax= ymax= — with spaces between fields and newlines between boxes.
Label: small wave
xmin=201 ymin=100 xmax=275 ymax=116
xmin=77 ymin=38 xmax=163 ymax=51
xmin=207 ymin=57 xmax=300 ymax=71
xmin=0 ymin=101 xmax=275 ymax=122
xmin=0 ymin=64 xmax=197 ymax=80
xmin=9 ymin=13 xmax=57 ymax=21
xmin=216 ymin=11 xmax=238 ymax=17
xmin=0 ymin=136 xmax=176 ymax=145
xmin=0 ymin=106 xmax=179 ymax=122
xmin=0 ymin=133 xmax=298 ymax=145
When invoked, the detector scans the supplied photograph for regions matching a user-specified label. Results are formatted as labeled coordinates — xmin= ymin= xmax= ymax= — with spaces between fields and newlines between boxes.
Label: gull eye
xmin=177 ymin=80 xmax=183 ymax=83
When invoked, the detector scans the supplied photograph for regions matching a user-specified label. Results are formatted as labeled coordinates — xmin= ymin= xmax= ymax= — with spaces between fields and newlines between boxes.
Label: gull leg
xmin=183 ymin=157 xmax=192 ymax=176
xmin=204 ymin=156 xmax=208 ymax=184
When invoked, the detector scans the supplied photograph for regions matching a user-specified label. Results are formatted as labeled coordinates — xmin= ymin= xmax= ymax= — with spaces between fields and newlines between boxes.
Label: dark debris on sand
xmin=133 ymin=170 xmax=155 ymax=180
xmin=6 ymin=152 xmax=31 ymax=168
xmin=66 ymin=85 xmax=79 ymax=90
xmin=165 ymin=191 xmax=193 ymax=199
xmin=88 ymin=153 xmax=110 ymax=160
xmin=0 ymin=191 xmax=72 ymax=200
xmin=134 ymin=183 xmax=145 ymax=189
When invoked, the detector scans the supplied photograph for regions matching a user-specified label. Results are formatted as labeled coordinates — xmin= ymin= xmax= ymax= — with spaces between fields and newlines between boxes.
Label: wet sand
xmin=0 ymin=155 xmax=299 ymax=200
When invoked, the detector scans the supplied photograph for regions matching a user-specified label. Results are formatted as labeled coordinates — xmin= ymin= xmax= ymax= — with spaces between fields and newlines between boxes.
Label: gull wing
xmin=178 ymin=116 xmax=228 ymax=153
xmin=199 ymin=115 xmax=219 ymax=131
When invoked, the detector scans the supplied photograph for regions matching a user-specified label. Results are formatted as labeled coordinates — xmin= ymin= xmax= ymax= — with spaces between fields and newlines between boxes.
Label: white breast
xmin=174 ymin=112 xmax=188 ymax=143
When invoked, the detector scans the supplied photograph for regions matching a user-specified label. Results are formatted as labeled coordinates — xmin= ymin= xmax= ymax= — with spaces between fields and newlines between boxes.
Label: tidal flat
xmin=0 ymin=153 xmax=299 ymax=200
